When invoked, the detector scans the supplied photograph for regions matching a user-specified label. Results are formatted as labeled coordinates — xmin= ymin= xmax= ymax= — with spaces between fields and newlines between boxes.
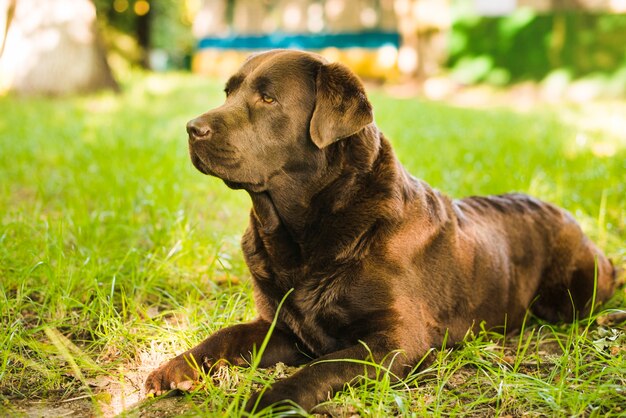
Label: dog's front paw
xmin=145 ymin=354 xmax=200 ymax=397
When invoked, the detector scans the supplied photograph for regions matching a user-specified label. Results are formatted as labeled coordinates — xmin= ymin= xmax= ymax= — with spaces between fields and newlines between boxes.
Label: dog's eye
xmin=224 ymin=88 xmax=230 ymax=97
xmin=261 ymin=94 xmax=275 ymax=104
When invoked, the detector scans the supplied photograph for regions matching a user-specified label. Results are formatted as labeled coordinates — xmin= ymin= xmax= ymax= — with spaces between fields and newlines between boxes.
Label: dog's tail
xmin=595 ymin=259 xmax=626 ymax=326
xmin=611 ymin=258 xmax=625 ymax=288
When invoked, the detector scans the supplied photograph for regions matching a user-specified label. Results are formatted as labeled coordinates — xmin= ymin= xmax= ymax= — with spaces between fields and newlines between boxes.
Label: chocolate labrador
xmin=145 ymin=50 xmax=616 ymax=412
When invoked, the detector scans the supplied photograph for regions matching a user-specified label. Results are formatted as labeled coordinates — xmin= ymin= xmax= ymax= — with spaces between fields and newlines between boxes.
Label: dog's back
xmin=455 ymin=193 xmax=615 ymax=323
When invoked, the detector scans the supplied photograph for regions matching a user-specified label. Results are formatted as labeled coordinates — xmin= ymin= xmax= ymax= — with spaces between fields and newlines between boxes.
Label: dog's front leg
xmin=145 ymin=319 xmax=308 ymax=396
xmin=245 ymin=334 xmax=406 ymax=413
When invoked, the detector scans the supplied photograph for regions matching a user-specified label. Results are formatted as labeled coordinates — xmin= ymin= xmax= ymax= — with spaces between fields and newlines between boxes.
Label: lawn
xmin=0 ymin=72 xmax=625 ymax=417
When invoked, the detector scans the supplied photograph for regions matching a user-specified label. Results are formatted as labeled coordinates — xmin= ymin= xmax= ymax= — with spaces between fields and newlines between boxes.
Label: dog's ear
xmin=310 ymin=62 xmax=374 ymax=149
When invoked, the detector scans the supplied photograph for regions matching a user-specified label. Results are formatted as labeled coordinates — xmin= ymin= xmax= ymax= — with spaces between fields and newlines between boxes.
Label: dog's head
xmin=187 ymin=50 xmax=374 ymax=192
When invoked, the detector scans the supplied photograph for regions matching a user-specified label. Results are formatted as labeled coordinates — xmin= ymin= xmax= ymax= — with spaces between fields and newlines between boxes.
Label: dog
xmin=145 ymin=50 xmax=616 ymax=412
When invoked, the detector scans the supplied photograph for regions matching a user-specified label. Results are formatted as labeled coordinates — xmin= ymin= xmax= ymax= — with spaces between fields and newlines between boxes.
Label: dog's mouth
xmin=189 ymin=140 xmax=239 ymax=173
xmin=189 ymin=147 xmax=214 ymax=176
xmin=189 ymin=143 xmax=267 ymax=192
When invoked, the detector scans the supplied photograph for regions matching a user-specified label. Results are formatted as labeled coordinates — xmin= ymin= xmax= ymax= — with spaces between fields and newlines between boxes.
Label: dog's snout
xmin=186 ymin=118 xmax=212 ymax=142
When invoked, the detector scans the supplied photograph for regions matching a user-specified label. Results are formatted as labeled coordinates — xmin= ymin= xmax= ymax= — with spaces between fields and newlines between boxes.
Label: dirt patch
xmin=1 ymin=396 xmax=198 ymax=418
xmin=2 ymin=398 xmax=95 ymax=418
xmin=115 ymin=396 xmax=197 ymax=418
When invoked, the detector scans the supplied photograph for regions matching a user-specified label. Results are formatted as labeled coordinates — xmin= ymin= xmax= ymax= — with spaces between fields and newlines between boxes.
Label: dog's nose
xmin=186 ymin=118 xmax=212 ymax=142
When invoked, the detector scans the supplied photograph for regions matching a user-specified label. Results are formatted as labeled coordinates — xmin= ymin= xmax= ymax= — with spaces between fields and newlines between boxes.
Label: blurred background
xmin=2 ymin=0 xmax=626 ymax=102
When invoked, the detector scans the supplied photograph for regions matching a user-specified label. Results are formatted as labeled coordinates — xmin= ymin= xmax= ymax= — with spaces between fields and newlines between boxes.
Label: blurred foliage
xmin=448 ymin=8 xmax=626 ymax=88
xmin=93 ymin=0 xmax=194 ymax=70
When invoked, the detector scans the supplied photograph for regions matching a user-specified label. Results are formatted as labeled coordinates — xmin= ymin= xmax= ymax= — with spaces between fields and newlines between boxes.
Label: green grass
xmin=0 ymin=72 xmax=625 ymax=417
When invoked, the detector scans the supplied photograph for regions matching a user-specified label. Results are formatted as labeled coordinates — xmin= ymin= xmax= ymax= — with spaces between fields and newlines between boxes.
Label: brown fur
xmin=145 ymin=50 xmax=616 ymax=412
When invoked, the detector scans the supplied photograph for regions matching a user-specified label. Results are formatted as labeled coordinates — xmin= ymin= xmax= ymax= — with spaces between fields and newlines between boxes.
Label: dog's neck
xmin=248 ymin=125 xmax=413 ymax=248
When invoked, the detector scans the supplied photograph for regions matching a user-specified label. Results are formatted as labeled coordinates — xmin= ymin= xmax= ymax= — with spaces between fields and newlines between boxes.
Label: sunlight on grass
xmin=0 ymin=72 xmax=624 ymax=417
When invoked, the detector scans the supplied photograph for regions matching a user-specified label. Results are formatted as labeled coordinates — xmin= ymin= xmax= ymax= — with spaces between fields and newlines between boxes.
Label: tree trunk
xmin=136 ymin=5 xmax=151 ymax=68
xmin=0 ymin=0 xmax=118 ymax=96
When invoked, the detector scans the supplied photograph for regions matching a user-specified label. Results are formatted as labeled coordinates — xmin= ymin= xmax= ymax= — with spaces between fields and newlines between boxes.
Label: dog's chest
xmin=244 ymin=242 xmax=360 ymax=353
xmin=242 ymin=218 xmax=394 ymax=355
xmin=267 ymin=265 xmax=359 ymax=355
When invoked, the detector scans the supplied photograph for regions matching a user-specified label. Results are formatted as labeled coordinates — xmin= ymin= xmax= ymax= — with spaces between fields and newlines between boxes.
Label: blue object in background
xmin=197 ymin=31 xmax=401 ymax=50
